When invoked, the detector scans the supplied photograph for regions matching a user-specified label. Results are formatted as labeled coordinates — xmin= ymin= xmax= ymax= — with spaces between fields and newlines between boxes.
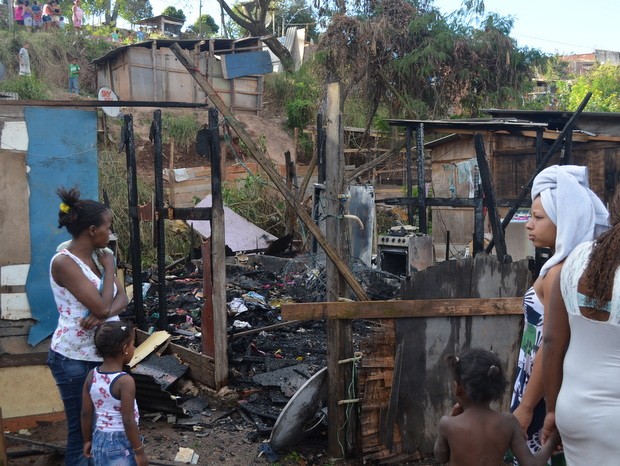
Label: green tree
xmin=79 ymin=0 xmax=150 ymax=25
xmin=558 ymin=63 xmax=620 ymax=112
xmin=162 ymin=6 xmax=186 ymax=21
xmin=318 ymin=0 xmax=545 ymax=120
xmin=188 ymin=14 xmax=219 ymax=37
xmin=119 ymin=0 xmax=152 ymax=24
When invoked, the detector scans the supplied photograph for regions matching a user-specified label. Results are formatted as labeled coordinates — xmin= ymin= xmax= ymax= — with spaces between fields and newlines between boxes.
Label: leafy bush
xmin=0 ymin=75 xmax=50 ymax=100
xmin=98 ymin=147 xmax=191 ymax=268
xmin=162 ymin=113 xmax=202 ymax=151
xmin=263 ymin=63 xmax=320 ymax=128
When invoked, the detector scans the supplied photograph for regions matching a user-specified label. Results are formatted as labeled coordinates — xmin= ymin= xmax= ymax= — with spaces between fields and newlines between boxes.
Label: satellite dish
xmin=269 ymin=367 xmax=328 ymax=451
xmin=98 ymin=87 xmax=122 ymax=118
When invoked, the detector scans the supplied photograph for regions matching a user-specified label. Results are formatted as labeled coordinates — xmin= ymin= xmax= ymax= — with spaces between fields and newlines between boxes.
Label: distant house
xmin=527 ymin=49 xmax=620 ymax=106
xmin=136 ymin=15 xmax=185 ymax=37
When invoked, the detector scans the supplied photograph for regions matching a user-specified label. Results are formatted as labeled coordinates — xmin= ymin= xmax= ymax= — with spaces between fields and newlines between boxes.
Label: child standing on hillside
xmin=68 ymin=57 xmax=80 ymax=94
xmin=81 ymin=321 xmax=148 ymax=466
xmin=434 ymin=348 xmax=559 ymax=466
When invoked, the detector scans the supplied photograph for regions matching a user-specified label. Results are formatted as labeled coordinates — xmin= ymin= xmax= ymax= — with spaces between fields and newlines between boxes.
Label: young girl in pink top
xmin=82 ymin=321 xmax=148 ymax=466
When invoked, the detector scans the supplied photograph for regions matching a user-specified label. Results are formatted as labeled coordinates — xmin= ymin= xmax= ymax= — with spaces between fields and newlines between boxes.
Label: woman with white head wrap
xmin=508 ymin=165 xmax=609 ymax=464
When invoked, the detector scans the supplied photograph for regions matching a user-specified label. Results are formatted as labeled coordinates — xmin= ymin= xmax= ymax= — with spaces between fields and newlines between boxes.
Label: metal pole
xmin=152 ymin=110 xmax=167 ymax=330
xmin=405 ymin=126 xmax=413 ymax=224
xmin=123 ymin=115 xmax=144 ymax=327
xmin=416 ymin=123 xmax=427 ymax=233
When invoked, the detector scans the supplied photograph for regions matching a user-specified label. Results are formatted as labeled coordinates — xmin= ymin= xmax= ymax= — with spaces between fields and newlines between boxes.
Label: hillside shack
xmin=92 ymin=39 xmax=272 ymax=114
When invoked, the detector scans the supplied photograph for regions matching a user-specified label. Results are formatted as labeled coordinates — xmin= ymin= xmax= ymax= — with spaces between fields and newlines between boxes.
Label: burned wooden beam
xmin=281 ymin=297 xmax=523 ymax=320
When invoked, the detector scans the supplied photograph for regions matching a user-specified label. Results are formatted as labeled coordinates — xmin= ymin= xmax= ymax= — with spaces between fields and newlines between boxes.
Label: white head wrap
xmin=531 ymin=165 xmax=609 ymax=277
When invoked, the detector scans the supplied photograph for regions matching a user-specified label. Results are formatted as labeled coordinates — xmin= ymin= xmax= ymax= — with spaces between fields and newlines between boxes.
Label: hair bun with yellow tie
xmin=59 ymin=202 xmax=71 ymax=214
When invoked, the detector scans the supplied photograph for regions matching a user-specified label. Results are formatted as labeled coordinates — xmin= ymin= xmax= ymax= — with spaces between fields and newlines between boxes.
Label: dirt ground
xmin=5 ymin=411 xmax=334 ymax=465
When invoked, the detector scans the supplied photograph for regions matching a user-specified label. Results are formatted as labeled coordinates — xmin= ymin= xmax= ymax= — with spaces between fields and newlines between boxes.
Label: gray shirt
xmin=19 ymin=47 xmax=31 ymax=76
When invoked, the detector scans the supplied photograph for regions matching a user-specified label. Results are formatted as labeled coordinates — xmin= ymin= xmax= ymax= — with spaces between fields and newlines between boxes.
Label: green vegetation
xmin=0 ymin=75 xmax=50 ymax=100
xmin=162 ymin=113 xmax=202 ymax=151
xmin=98 ymin=147 xmax=192 ymax=268
xmin=558 ymin=63 xmax=620 ymax=112
xmin=222 ymin=176 xmax=287 ymax=238
xmin=0 ymin=29 xmax=115 ymax=98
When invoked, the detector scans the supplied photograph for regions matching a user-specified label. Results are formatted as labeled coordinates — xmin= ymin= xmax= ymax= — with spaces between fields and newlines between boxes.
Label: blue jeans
xmin=47 ymin=349 xmax=98 ymax=466
xmin=69 ymin=76 xmax=79 ymax=94
xmin=92 ymin=430 xmax=138 ymax=466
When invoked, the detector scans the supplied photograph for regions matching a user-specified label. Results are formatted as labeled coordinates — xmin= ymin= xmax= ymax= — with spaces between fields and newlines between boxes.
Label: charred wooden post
xmin=561 ymin=130 xmax=573 ymax=165
xmin=416 ymin=123 xmax=427 ymax=233
xmin=284 ymin=150 xmax=297 ymax=235
xmin=207 ymin=107 xmax=228 ymax=388
xmin=201 ymin=238 xmax=214 ymax=357
xmin=325 ymin=82 xmax=356 ymax=457
xmin=474 ymin=134 xmax=510 ymax=263
xmin=123 ymin=114 xmax=145 ymax=326
xmin=473 ymin=183 xmax=485 ymax=256
xmin=152 ymin=110 xmax=168 ymax=329
xmin=535 ymin=129 xmax=543 ymax=165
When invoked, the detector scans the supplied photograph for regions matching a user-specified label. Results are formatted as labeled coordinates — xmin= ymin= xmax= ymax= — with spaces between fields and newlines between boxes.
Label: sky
xmin=124 ymin=0 xmax=619 ymax=56
xmin=436 ymin=0 xmax=620 ymax=55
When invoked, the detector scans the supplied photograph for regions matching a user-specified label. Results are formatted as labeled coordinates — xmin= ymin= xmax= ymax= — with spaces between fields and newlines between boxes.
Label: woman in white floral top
xmin=47 ymin=186 xmax=127 ymax=466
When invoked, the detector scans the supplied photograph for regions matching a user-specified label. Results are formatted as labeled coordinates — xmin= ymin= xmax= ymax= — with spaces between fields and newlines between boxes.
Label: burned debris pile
xmin=122 ymin=253 xmax=402 ymax=457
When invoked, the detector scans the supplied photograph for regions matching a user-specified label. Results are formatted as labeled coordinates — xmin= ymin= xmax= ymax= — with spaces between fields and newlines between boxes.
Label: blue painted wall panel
xmin=221 ymin=51 xmax=273 ymax=79
xmin=25 ymin=107 xmax=98 ymax=345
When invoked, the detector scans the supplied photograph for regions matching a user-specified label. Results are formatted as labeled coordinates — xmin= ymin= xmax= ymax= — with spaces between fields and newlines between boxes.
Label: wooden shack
xmin=92 ymin=39 xmax=271 ymax=114
xmin=390 ymin=111 xmax=620 ymax=258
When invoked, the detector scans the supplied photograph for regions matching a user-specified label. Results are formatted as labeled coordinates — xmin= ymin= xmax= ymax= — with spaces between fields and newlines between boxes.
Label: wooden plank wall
xmin=358 ymin=254 xmax=530 ymax=464
xmin=431 ymin=133 xmax=620 ymax=256
xmin=99 ymin=43 xmax=264 ymax=115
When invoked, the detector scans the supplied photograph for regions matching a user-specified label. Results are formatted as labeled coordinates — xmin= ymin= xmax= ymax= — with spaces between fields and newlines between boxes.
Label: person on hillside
xmin=18 ymin=42 xmax=31 ymax=76
xmin=51 ymin=0 xmax=61 ymax=24
xmin=81 ymin=321 xmax=149 ymax=466
xmin=14 ymin=0 xmax=25 ymax=26
xmin=41 ymin=0 xmax=54 ymax=29
xmin=543 ymin=187 xmax=620 ymax=465
xmin=47 ymin=186 xmax=128 ymax=466
xmin=72 ymin=0 xmax=83 ymax=30
xmin=434 ymin=348 xmax=559 ymax=466
xmin=136 ymin=26 xmax=145 ymax=41
xmin=31 ymin=1 xmax=43 ymax=29
xmin=68 ymin=57 xmax=80 ymax=94
xmin=22 ymin=0 xmax=34 ymax=31
xmin=508 ymin=165 xmax=608 ymax=464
